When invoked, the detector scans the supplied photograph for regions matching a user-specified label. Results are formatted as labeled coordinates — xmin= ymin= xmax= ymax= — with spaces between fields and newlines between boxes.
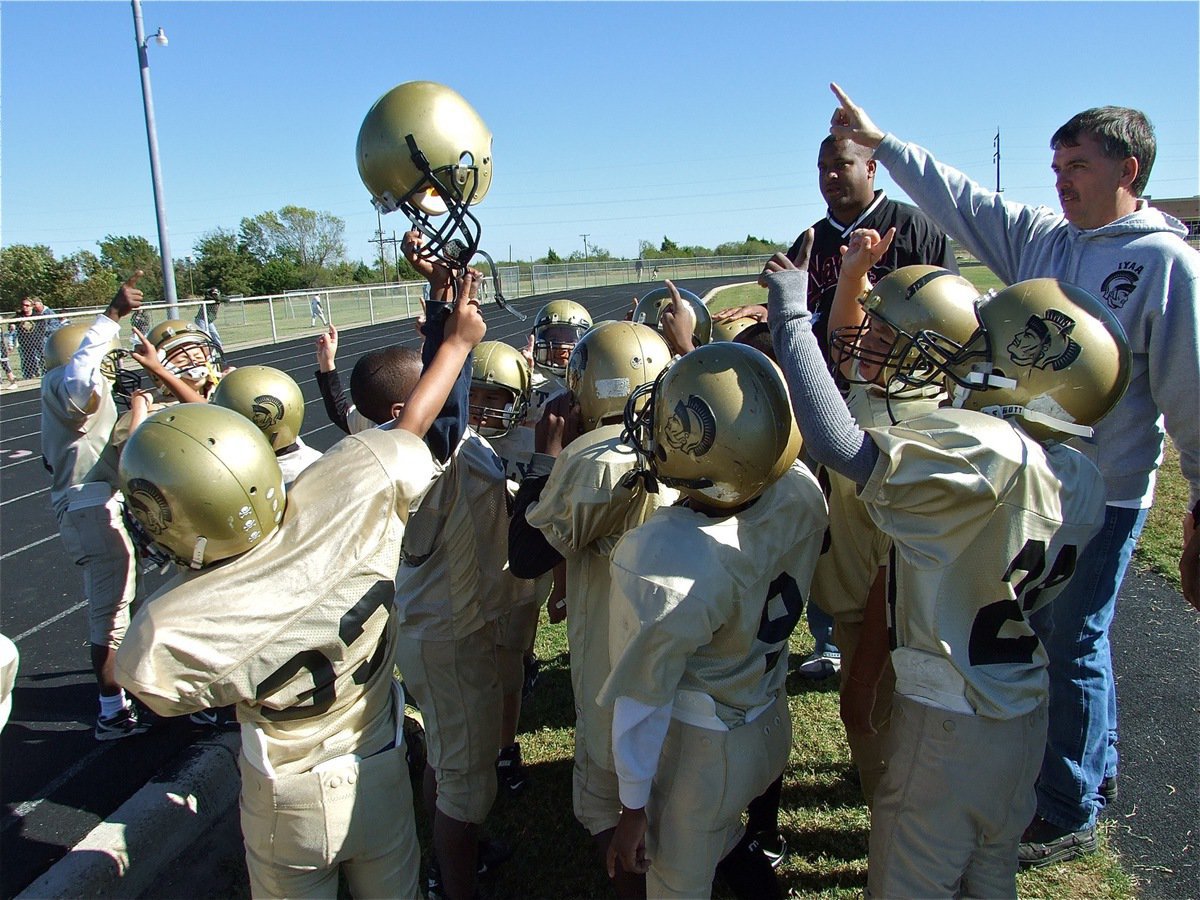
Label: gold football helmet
xmin=119 ymin=403 xmax=285 ymax=569
xmin=470 ymin=341 xmax=531 ymax=437
xmin=711 ymin=315 xmax=761 ymax=344
xmin=566 ymin=321 xmax=671 ymax=432
xmin=633 ymin=286 xmax=713 ymax=347
xmin=624 ymin=342 xmax=801 ymax=511
xmin=146 ymin=318 xmax=225 ymax=395
xmin=829 ymin=265 xmax=981 ymax=388
xmin=356 ymin=81 xmax=493 ymax=267
xmin=43 ymin=322 xmax=118 ymax=371
xmin=533 ymin=299 xmax=593 ymax=376
xmin=946 ymin=278 xmax=1132 ymax=441
xmin=210 ymin=365 xmax=306 ymax=451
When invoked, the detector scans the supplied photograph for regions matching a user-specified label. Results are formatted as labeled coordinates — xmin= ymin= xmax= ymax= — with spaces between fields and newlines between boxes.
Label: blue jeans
xmin=1030 ymin=504 xmax=1146 ymax=831
xmin=806 ymin=602 xmax=840 ymax=658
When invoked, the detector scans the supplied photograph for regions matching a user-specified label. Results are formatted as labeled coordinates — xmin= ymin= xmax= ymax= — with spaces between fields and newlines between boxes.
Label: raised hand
xmin=107 ymin=270 xmax=144 ymax=321
xmin=830 ymin=83 xmax=885 ymax=148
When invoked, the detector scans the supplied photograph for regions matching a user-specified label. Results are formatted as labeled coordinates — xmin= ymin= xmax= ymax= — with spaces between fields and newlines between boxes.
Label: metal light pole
xmin=132 ymin=0 xmax=179 ymax=317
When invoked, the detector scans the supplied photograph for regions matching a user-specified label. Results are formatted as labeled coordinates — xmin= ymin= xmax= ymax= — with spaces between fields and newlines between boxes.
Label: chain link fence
xmin=0 ymin=255 xmax=766 ymax=384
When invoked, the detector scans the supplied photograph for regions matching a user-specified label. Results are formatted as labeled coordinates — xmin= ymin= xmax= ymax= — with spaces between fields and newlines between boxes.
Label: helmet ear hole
xmin=459 ymin=151 xmax=475 ymax=167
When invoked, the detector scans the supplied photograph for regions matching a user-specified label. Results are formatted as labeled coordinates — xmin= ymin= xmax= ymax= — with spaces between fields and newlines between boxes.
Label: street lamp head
xmin=149 ymin=27 xmax=168 ymax=48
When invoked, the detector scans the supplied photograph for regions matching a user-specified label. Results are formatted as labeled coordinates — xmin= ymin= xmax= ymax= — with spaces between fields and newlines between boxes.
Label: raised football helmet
xmin=146 ymin=318 xmax=225 ymax=395
xmin=470 ymin=341 xmax=531 ymax=437
xmin=945 ymin=278 xmax=1132 ymax=441
xmin=566 ymin=321 xmax=672 ymax=432
xmin=829 ymin=265 xmax=981 ymax=388
xmin=356 ymin=81 xmax=493 ymax=268
xmin=633 ymin=286 xmax=713 ymax=347
xmin=532 ymin=299 xmax=593 ymax=376
xmin=210 ymin=365 xmax=305 ymax=451
xmin=711 ymin=315 xmax=761 ymax=344
xmin=43 ymin=322 xmax=118 ymax=371
xmin=119 ymin=403 xmax=285 ymax=569
xmin=623 ymin=342 xmax=801 ymax=511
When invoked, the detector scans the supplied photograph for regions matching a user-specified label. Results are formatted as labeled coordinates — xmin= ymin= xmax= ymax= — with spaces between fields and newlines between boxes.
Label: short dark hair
xmin=819 ymin=134 xmax=874 ymax=162
xmin=733 ymin=322 xmax=776 ymax=362
xmin=350 ymin=345 xmax=423 ymax=424
xmin=1051 ymin=107 xmax=1156 ymax=197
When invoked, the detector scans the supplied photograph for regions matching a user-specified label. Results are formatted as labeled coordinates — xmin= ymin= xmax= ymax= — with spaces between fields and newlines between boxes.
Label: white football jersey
xmin=115 ymin=428 xmax=436 ymax=774
xmin=394 ymin=431 xmax=512 ymax=640
xmin=861 ymin=408 xmax=1106 ymax=719
xmin=525 ymin=424 xmax=676 ymax=767
xmin=601 ymin=462 xmax=828 ymax=727
xmin=41 ymin=366 xmax=121 ymax=517
xmin=810 ymin=383 xmax=942 ymax=620
xmin=528 ymin=368 xmax=567 ymax=425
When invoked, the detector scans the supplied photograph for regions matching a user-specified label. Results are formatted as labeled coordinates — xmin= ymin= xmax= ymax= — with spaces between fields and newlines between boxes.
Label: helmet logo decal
xmin=1100 ymin=263 xmax=1141 ymax=309
xmin=127 ymin=478 xmax=172 ymax=535
xmin=664 ymin=395 xmax=716 ymax=458
xmin=251 ymin=394 xmax=285 ymax=430
xmin=1006 ymin=309 xmax=1080 ymax=371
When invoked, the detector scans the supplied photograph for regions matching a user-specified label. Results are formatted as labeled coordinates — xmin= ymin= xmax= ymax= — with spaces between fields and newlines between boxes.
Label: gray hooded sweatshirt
xmin=874 ymin=134 xmax=1200 ymax=509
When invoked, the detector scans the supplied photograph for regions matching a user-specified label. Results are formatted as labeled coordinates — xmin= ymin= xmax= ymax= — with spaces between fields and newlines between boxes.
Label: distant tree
xmin=254 ymin=257 xmax=304 ymax=296
xmin=99 ymin=234 xmax=162 ymax=302
xmin=239 ymin=206 xmax=346 ymax=272
xmin=0 ymin=243 xmax=72 ymax=310
xmin=544 ymin=248 xmax=562 ymax=264
xmin=192 ymin=228 xmax=259 ymax=297
xmin=659 ymin=236 xmax=679 ymax=255
xmin=62 ymin=250 xmax=119 ymax=309
xmin=715 ymin=235 xmax=786 ymax=257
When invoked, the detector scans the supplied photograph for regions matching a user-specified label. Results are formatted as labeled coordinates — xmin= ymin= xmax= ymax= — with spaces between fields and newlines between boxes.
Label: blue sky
xmin=3 ymin=2 xmax=1197 ymax=268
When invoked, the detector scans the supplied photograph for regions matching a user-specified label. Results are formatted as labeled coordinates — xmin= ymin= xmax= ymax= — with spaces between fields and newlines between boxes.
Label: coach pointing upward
xmin=827 ymin=82 xmax=1199 ymax=868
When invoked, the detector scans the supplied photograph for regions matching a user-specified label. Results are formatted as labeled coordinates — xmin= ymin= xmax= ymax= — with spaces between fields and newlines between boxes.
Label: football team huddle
xmin=16 ymin=78 xmax=1197 ymax=900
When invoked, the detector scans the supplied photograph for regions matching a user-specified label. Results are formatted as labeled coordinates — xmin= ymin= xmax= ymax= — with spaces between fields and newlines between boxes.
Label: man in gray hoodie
xmin=826 ymin=83 xmax=1199 ymax=869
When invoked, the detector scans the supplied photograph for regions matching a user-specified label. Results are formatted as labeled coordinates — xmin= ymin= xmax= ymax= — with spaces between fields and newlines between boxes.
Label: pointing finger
xmin=124 ymin=270 xmax=144 ymax=288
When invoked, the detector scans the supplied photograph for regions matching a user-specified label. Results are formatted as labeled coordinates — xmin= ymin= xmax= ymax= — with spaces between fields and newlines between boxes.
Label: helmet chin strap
xmin=979 ymin=405 xmax=1095 ymax=439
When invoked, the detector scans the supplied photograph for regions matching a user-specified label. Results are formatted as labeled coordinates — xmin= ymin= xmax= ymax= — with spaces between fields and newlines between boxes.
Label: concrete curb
xmin=18 ymin=733 xmax=242 ymax=899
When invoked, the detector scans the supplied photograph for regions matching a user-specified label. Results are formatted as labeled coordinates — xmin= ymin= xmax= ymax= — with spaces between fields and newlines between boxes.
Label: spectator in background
xmin=310 ymin=294 xmax=327 ymax=327
xmin=15 ymin=297 xmax=46 ymax=378
xmin=194 ymin=287 xmax=224 ymax=350
xmin=1 ymin=331 xmax=17 ymax=387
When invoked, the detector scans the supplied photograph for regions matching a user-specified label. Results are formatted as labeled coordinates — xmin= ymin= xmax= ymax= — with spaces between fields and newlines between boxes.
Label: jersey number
xmin=254 ymin=580 xmax=395 ymax=721
xmin=757 ymin=572 xmax=805 ymax=674
xmin=967 ymin=539 xmax=1077 ymax=667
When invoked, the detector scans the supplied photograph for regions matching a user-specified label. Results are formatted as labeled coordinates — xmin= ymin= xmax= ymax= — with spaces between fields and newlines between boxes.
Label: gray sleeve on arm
xmin=767 ymin=269 xmax=878 ymax=486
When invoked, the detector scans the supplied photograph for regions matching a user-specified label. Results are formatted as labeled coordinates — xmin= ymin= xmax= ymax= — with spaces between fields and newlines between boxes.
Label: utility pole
xmin=993 ymin=128 xmax=1003 ymax=193
xmin=371 ymin=209 xmax=389 ymax=284
xmin=580 ymin=233 xmax=590 ymax=262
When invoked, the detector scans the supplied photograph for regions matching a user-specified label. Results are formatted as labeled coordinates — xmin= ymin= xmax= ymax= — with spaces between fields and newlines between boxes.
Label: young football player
xmin=767 ymin=230 xmax=1128 ymax=898
xmin=529 ymin=298 xmax=592 ymax=411
xmin=393 ymin=237 xmax=514 ymax=900
xmin=211 ymin=365 xmax=322 ymax=485
xmin=602 ymin=342 xmax=827 ymax=900
xmin=115 ymin=277 xmax=486 ymax=899
xmin=468 ymin=340 xmax=541 ymax=796
xmin=40 ymin=273 xmax=150 ymax=740
xmin=818 ymin=229 xmax=981 ymax=805
xmin=508 ymin=319 xmax=674 ymax=897
xmin=313 ymin=323 xmax=383 ymax=435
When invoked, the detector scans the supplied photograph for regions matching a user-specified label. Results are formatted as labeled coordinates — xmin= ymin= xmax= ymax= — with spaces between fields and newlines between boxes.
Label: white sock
xmin=99 ymin=690 xmax=128 ymax=718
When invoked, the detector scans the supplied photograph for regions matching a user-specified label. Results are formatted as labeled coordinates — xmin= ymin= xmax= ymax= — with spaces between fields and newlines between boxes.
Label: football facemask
xmin=533 ymin=300 xmax=593 ymax=376
xmin=470 ymin=341 xmax=531 ymax=437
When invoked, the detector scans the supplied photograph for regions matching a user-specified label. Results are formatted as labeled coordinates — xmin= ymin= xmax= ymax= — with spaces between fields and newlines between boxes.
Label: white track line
xmin=1 ymin=743 xmax=111 ymax=833
xmin=11 ymin=600 xmax=87 ymax=643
